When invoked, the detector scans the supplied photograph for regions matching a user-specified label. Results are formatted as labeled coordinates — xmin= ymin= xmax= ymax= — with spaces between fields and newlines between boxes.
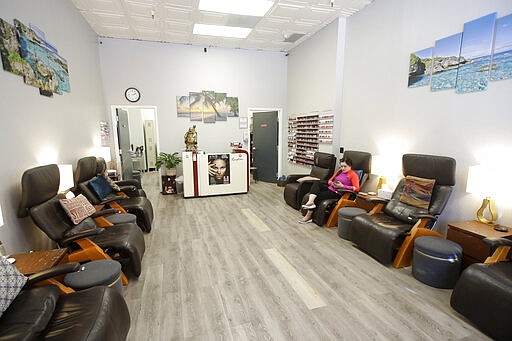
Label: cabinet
xmin=288 ymin=111 xmax=334 ymax=166
xmin=447 ymin=220 xmax=512 ymax=268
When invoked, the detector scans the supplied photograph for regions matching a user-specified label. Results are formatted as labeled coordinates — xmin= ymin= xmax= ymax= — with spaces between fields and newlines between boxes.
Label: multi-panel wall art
xmin=0 ymin=18 xmax=70 ymax=97
xmin=176 ymin=91 xmax=239 ymax=123
xmin=408 ymin=11 xmax=512 ymax=94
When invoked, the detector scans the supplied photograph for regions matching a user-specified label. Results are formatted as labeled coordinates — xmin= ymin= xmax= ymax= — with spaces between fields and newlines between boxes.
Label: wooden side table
xmin=11 ymin=249 xmax=73 ymax=294
xmin=447 ymin=220 xmax=512 ymax=268
xmin=355 ymin=193 xmax=389 ymax=212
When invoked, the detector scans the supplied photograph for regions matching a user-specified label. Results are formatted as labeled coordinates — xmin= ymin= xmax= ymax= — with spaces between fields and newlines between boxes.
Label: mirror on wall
xmin=111 ymin=106 xmax=159 ymax=178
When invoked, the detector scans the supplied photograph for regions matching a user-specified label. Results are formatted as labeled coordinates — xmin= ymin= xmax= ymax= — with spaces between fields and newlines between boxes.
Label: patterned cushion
xmin=399 ymin=175 xmax=436 ymax=209
xmin=0 ymin=257 xmax=27 ymax=317
xmin=59 ymin=194 xmax=96 ymax=225
xmin=88 ymin=176 xmax=113 ymax=200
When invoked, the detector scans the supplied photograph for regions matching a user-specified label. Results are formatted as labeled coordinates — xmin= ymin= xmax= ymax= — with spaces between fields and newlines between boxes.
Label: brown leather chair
xmin=18 ymin=164 xmax=146 ymax=277
xmin=0 ymin=262 xmax=130 ymax=341
xmin=450 ymin=237 xmax=512 ymax=341
xmin=283 ymin=152 xmax=337 ymax=210
xmin=74 ymin=156 xmax=154 ymax=233
xmin=301 ymin=150 xmax=372 ymax=226
xmin=350 ymin=154 xmax=456 ymax=267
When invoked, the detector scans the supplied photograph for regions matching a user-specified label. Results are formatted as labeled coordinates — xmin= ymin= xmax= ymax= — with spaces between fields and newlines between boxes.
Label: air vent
xmin=283 ymin=33 xmax=305 ymax=43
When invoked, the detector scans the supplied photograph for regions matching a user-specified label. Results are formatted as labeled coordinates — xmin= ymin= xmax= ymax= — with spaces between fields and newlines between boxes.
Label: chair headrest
xmin=74 ymin=156 xmax=98 ymax=186
xmin=96 ymin=157 xmax=107 ymax=174
xmin=343 ymin=150 xmax=372 ymax=174
xmin=18 ymin=164 xmax=59 ymax=217
xmin=403 ymin=154 xmax=456 ymax=186
xmin=313 ymin=152 xmax=336 ymax=169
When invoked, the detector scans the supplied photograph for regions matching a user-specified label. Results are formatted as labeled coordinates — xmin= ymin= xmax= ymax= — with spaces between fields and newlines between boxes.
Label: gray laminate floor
xmin=124 ymin=172 xmax=488 ymax=340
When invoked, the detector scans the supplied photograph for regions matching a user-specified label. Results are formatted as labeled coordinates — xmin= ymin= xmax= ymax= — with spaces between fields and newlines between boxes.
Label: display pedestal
xmin=161 ymin=175 xmax=177 ymax=195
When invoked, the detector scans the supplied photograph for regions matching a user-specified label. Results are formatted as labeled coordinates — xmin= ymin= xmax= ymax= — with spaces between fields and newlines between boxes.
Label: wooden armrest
xmin=484 ymin=237 xmax=512 ymax=264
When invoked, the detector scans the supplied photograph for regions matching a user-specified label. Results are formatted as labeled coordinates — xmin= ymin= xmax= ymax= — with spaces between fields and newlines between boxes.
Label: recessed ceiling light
xmin=193 ymin=24 xmax=252 ymax=38
xmin=198 ymin=0 xmax=275 ymax=17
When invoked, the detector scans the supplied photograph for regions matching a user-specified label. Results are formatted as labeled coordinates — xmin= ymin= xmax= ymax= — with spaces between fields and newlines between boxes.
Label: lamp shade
xmin=466 ymin=165 xmax=499 ymax=198
xmin=94 ymin=146 xmax=112 ymax=162
xmin=58 ymin=164 xmax=74 ymax=192
xmin=0 ymin=204 xmax=4 ymax=227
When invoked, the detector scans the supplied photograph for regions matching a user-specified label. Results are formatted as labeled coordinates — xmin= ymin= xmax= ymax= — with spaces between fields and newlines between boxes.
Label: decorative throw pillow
xmin=354 ymin=169 xmax=364 ymax=181
xmin=399 ymin=175 xmax=436 ymax=209
xmin=88 ymin=176 xmax=113 ymax=200
xmin=0 ymin=256 xmax=27 ymax=317
xmin=59 ymin=194 xmax=96 ymax=225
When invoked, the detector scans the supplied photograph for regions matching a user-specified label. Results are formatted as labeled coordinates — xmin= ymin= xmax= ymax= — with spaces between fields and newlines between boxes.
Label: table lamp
xmin=466 ymin=165 xmax=503 ymax=229
xmin=372 ymin=155 xmax=401 ymax=190
xmin=58 ymin=164 xmax=75 ymax=199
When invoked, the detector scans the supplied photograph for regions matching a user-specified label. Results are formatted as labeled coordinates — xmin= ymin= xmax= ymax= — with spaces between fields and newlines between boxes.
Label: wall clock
xmin=125 ymin=87 xmax=141 ymax=102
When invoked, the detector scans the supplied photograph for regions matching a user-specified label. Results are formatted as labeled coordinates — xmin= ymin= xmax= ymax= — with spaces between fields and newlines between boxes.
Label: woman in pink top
xmin=299 ymin=158 xmax=360 ymax=224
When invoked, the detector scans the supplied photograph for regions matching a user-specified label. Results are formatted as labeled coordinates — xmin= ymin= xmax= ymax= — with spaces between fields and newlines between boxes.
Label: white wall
xmin=341 ymin=0 xmax=512 ymax=228
xmin=0 ymin=0 xmax=108 ymax=253
xmin=286 ymin=19 xmax=344 ymax=174
xmin=98 ymin=38 xmax=287 ymax=157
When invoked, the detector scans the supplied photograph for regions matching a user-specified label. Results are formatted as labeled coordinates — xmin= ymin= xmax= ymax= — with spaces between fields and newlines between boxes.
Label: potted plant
xmin=156 ymin=152 xmax=182 ymax=176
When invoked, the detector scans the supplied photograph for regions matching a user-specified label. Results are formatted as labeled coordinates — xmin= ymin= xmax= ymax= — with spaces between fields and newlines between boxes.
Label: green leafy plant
xmin=155 ymin=152 xmax=182 ymax=170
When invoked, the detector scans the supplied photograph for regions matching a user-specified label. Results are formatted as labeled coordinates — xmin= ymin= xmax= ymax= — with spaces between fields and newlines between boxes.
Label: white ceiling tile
xmin=72 ymin=0 xmax=375 ymax=51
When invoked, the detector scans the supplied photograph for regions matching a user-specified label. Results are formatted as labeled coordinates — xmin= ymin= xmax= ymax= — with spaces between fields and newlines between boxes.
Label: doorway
xmin=248 ymin=108 xmax=283 ymax=183
xmin=110 ymin=106 xmax=160 ymax=179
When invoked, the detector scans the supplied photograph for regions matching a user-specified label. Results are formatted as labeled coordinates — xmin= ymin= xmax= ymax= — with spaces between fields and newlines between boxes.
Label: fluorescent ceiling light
xmin=193 ymin=24 xmax=252 ymax=38
xmin=199 ymin=0 xmax=274 ymax=17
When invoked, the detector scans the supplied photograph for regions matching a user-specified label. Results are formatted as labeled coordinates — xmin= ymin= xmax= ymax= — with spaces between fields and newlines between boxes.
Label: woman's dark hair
xmin=340 ymin=157 xmax=353 ymax=167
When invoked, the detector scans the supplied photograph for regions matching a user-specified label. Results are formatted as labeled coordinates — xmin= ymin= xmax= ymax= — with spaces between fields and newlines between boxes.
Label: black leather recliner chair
xmin=0 ymin=262 xmax=130 ymax=341
xmin=74 ymin=156 xmax=154 ymax=233
xmin=18 ymin=164 xmax=146 ymax=277
xmin=302 ymin=150 xmax=372 ymax=226
xmin=96 ymin=157 xmax=147 ymax=197
xmin=284 ymin=152 xmax=336 ymax=210
xmin=350 ymin=154 xmax=456 ymax=267
xmin=450 ymin=237 xmax=512 ymax=341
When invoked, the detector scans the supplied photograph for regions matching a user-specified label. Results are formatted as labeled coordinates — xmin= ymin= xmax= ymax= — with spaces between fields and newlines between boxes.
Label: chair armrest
xmin=116 ymin=179 xmax=142 ymax=189
xmin=99 ymin=195 xmax=127 ymax=205
xmin=61 ymin=221 xmax=103 ymax=244
xmin=366 ymin=197 xmax=390 ymax=204
xmin=483 ymin=237 xmax=512 ymax=263
xmin=408 ymin=213 xmax=438 ymax=221
xmin=118 ymin=185 xmax=137 ymax=193
xmin=285 ymin=174 xmax=308 ymax=184
xmin=24 ymin=262 xmax=80 ymax=287
xmin=90 ymin=208 xmax=119 ymax=218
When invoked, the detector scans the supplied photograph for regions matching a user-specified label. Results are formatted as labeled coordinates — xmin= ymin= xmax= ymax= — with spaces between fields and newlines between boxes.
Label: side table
xmin=11 ymin=249 xmax=73 ymax=294
xmin=447 ymin=220 xmax=512 ymax=268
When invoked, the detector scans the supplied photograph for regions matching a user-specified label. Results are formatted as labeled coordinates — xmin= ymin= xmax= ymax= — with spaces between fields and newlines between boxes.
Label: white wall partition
xmin=341 ymin=0 xmax=512 ymax=227
xmin=286 ymin=19 xmax=345 ymax=175
xmin=98 ymin=38 xmax=287 ymax=156
xmin=0 ymin=0 xmax=108 ymax=253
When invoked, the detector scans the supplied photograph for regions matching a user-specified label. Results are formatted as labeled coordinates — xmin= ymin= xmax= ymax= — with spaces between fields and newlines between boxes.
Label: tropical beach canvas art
xmin=227 ymin=96 xmax=239 ymax=117
xmin=431 ymin=33 xmax=464 ymax=91
xmin=176 ymin=96 xmax=190 ymax=117
xmin=408 ymin=47 xmax=433 ymax=88
xmin=213 ymin=92 xmax=228 ymax=121
xmin=490 ymin=13 xmax=512 ymax=81
xmin=0 ymin=18 xmax=70 ymax=97
xmin=202 ymin=90 xmax=216 ymax=123
xmin=456 ymin=13 xmax=497 ymax=94
xmin=189 ymin=92 xmax=203 ymax=121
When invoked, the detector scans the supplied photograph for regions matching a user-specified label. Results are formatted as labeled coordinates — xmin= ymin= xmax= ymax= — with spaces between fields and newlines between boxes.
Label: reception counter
xmin=182 ymin=151 xmax=248 ymax=198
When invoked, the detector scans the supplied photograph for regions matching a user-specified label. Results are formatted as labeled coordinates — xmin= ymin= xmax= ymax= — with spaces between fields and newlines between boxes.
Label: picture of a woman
xmin=208 ymin=154 xmax=230 ymax=185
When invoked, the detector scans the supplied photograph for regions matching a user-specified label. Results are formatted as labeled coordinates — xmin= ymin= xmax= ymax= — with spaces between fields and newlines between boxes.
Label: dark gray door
xmin=116 ymin=108 xmax=134 ymax=180
xmin=253 ymin=111 xmax=278 ymax=183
